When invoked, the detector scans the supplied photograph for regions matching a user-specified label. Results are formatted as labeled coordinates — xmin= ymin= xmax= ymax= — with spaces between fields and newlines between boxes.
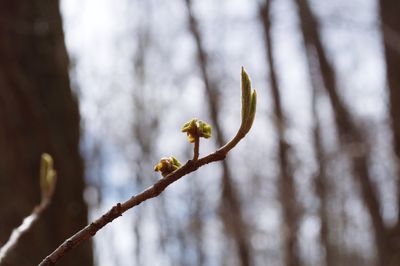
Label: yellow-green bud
xmin=181 ymin=118 xmax=212 ymax=143
xmin=154 ymin=156 xmax=181 ymax=176
xmin=40 ymin=153 xmax=57 ymax=200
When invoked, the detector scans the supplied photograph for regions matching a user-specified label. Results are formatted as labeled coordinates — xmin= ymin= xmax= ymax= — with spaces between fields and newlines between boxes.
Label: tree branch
xmin=39 ymin=68 xmax=257 ymax=265
xmin=39 ymin=151 xmax=226 ymax=266
xmin=0 ymin=154 xmax=56 ymax=264
xmin=0 ymin=200 xmax=49 ymax=264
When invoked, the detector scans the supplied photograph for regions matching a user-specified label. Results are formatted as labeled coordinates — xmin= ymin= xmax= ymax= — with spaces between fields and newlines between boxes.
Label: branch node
xmin=42 ymin=257 xmax=54 ymax=266
xmin=66 ymin=240 xmax=74 ymax=249
xmin=89 ymin=223 xmax=99 ymax=236
xmin=115 ymin=203 xmax=122 ymax=215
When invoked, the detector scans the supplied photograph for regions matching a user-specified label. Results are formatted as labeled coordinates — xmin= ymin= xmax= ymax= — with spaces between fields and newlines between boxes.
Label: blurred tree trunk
xmin=259 ymin=2 xmax=301 ymax=266
xmin=310 ymin=86 xmax=334 ymax=266
xmin=0 ymin=1 xmax=92 ymax=265
xmin=293 ymin=0 xmax=395 ymax=265
xmin=184 ymin=1 xmax=253 ymax=265
xmin=380 ymin=5 xmax=400 ymax=199
xmin=130 ymin=15 xmax=172 ymax=263
xmin=379 ymin=1 xmax=400 ymax=264
xmin=130 ymin=9 xmax=151 ymax=264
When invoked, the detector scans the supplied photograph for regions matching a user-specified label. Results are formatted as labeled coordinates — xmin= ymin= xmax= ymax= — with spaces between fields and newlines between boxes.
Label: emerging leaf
xmin=40 ymin=153 xmax=57 ymax=201
xmin=241 ymin=67 xmax=252 ymax=125
xmin=218 ymin=67 xmax=258 ymax=154
xmin=154 ymin=156 xmax=182 ymax=177
xmin=181 ymin=118 xmax=212 ymax=143
xmin=244 ymin=90 xmax=257 ymax=134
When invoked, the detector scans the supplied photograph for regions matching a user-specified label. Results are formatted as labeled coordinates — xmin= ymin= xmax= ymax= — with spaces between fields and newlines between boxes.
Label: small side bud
xmin=181 ymin=118 xmax=212 ymax=143
xmin=198 ymin=121 xmax=212 ymax=139
xmin=40 ymin=153 xmax=57 ymax=201
xmin=154 ymin=156 xmax=182 ymax=177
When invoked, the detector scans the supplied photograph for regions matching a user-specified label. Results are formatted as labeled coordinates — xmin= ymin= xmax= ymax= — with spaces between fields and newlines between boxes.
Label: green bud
xmin=154 ymin=156 xmax=182 ymax=176
xmin=198 ymin=121 xmax=212 ymax=139
xmin=40 ymin=153 xmax=57 ymax=200
xmin=218 ymin=67 xmax=257 ymax=154
xmin=170 ymin=156 xmax=182 ymax=168
xmin=241 ymin=67 xmax=252 ymax=125
xmin=181 ymin=118 xmax=212 ymax=143
xmin=181 ymin=119 xmax=197 ymax=133
xmin=244 ymin=90 xmax=257 ymax=133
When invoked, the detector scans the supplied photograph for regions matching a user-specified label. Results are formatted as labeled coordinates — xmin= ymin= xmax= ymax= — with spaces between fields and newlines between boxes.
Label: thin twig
xmin=193 ymin=137 xmax=200 ymax=161
xmin=0 ymin=153 xmax=56 ymax=265
xmin=0 ymin=200 xmax=49 ymax=263
xmin=39 ymin=150 xmax=229 ymax=266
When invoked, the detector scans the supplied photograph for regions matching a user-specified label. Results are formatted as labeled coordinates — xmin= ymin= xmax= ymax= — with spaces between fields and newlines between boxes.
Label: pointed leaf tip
xmin=247 ymin=89 xmax=257 ymax=130
xmin=40 ymin=153 xmax=57 ymax=200
xmin=241 ymin=67 xmax=252 ymax=124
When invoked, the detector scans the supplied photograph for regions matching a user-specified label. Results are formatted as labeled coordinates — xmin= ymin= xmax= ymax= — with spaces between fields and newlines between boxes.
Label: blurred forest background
xmin=1 ymin=0 xmax=400 ymax=265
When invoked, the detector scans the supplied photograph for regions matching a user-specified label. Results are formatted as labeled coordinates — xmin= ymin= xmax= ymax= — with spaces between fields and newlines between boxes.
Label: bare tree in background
xmin=259 ymin=1 xmax=301 ymax=265
xmin=379 ymin=0 xmax=400 ymax=265
xmin=131 ymin=17 xmax=152 ymax=265
xmin=3 ymin=1 xmax=398 ymax=265
xmin=0 ymin=1 xmax=92 ymax=265
xmin=310 ymin=86 xmax=334 ymax=266
xmin=184 ymin=0 xmax=253 ymax=265
xmin=128 ymin=2 xmax=174 ymax=263
xmin=294 ymin=0 xmax=399 ymax=265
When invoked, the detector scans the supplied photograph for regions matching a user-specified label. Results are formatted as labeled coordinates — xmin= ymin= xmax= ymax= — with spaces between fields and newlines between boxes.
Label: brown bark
xmin=379 ymin=1 xmax=400 ymax=264
xmin=184 ymin=1 xmax=253 ymax=265
xmin=259 ymin=2 xmax=301 ymax=266
xmin=380 ymin=0 xmax=400 ymax=224
xmin=294 ymin=0 xmax=392 ymax=265
xmin=0 ymin=1 xmax=92 ymax=265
